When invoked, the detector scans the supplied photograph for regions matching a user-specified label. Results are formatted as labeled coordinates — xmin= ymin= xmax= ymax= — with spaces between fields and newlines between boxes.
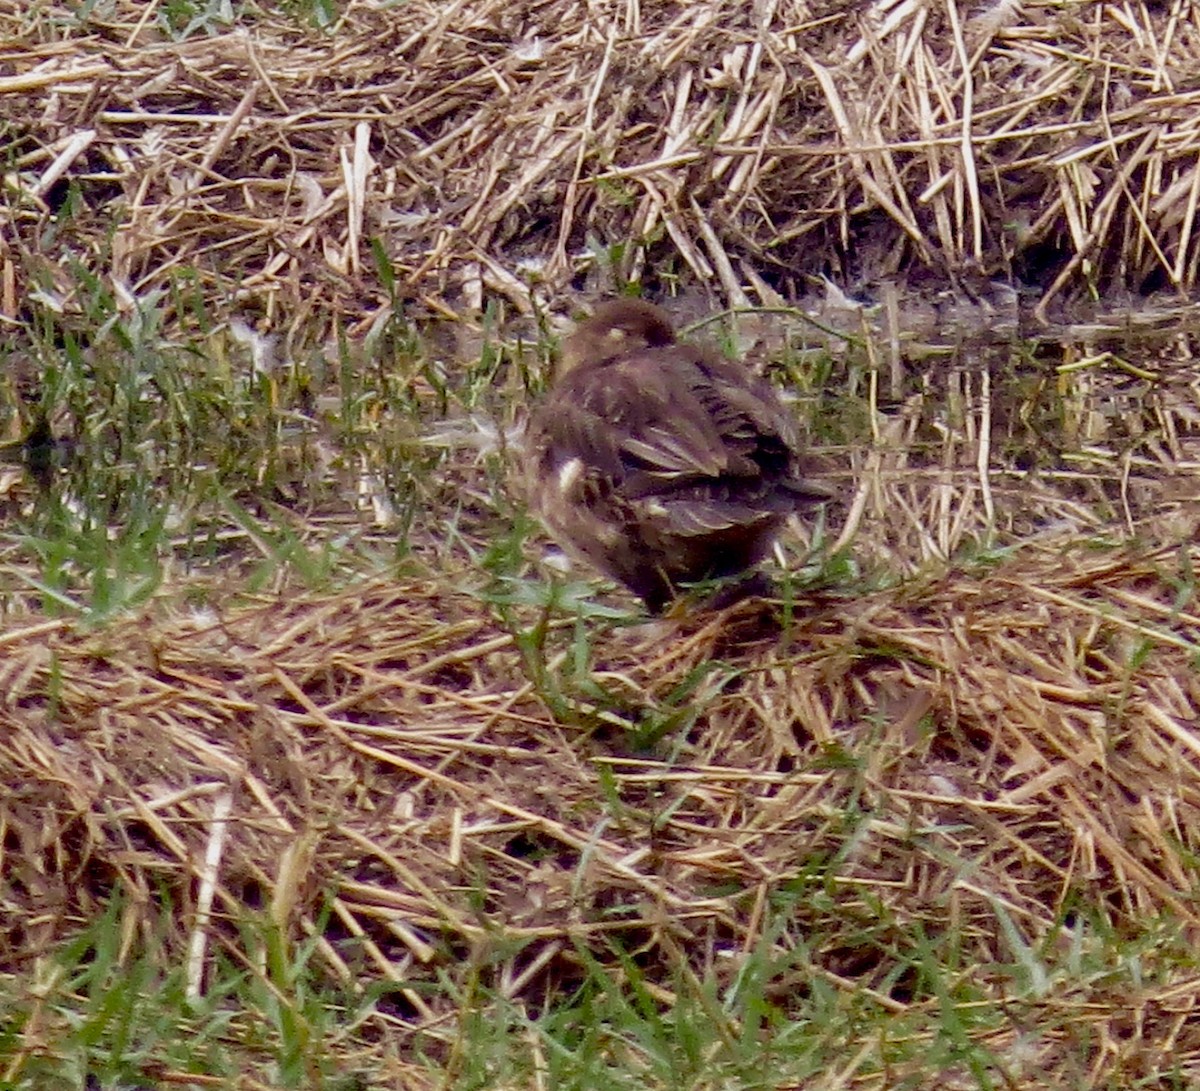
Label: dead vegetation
xmin=2 ymin=533 xmax=1200 ymax=1085
xmin=4 ymin=2 xmax=1200 ymax=1086
xmin=8 ymin=0 xmax=1200 ymax=338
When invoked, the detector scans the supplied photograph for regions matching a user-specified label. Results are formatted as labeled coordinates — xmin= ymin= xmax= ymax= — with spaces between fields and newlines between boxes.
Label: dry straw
xmin=7 ymin=1 xmax=1200 ymax=332
xmin=4 ymin=2 xmax=1200 ymax=1084
xmin=1 ymin=536 xmax=1199 ymax=1082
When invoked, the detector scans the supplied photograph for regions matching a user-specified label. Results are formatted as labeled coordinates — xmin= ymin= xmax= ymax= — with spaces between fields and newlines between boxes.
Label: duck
xmin=525 ymin=298 xmax=829 ymax=613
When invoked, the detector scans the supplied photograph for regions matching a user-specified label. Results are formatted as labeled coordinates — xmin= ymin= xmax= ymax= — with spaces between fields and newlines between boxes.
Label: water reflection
xmin=2 ymin=304 xmax=1197 ymax=604
xmin=784 ymin=315 xmax=1200 ymax=577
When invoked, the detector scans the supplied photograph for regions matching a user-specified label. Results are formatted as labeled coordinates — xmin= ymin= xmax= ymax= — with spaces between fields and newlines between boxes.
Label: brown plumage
xmin=526 ymin=299 xmax=829 ymax=613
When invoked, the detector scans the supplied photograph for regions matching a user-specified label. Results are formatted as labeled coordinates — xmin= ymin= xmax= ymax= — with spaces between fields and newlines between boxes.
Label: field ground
xmin=3 ymin=2 xmax=1200 ymax=1089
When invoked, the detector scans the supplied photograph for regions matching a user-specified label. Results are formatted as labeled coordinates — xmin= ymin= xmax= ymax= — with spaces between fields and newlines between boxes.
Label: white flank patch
xmin=557 ymin=457 xmax=584 ymax=494
xmin=542 ymin=549 xmax=573 ymax=574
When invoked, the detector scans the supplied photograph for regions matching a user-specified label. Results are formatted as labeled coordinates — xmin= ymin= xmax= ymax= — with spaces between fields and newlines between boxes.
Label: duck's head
xmin=559 ymin=299 xmax=677 ymax=376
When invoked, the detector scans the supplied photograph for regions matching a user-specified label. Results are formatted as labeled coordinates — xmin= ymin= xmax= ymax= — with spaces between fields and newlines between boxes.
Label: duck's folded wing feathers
xmin=620 ymin=424 xmax=726 ymax=476
xmin=647 ymin=497 xmax=778 ymax=536
xmin=548 ymin=356 xmax=734 ymax=480
xmin=538 ymin=347 xmax=811 ymax=504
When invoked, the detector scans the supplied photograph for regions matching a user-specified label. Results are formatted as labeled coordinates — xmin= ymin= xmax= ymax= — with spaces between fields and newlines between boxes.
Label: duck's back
xmin=528 ymin=338 xmax=824 ymax=611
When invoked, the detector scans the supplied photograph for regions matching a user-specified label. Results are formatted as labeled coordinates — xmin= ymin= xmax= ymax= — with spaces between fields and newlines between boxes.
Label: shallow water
xmin=766 ymin=299 xmax=1200 ymax=573
xmin=1 ymin=300 xmax=1197 ymax=615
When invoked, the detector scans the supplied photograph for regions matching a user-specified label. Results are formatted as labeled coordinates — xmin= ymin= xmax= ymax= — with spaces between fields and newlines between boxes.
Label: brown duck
xmin=526 ymin=299 xmax=829 ymax=613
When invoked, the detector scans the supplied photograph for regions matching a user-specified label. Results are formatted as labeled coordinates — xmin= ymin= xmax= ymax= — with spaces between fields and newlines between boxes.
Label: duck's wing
xmin=683 ymin=353 xmax=799 ymax=462
xmin=692 ymin=353 xmax=835 ymax=504
xmin=533 ymin=349 xmax=733 ymax=485
xmin=530 ymin=343 xmax=830 ymax=543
